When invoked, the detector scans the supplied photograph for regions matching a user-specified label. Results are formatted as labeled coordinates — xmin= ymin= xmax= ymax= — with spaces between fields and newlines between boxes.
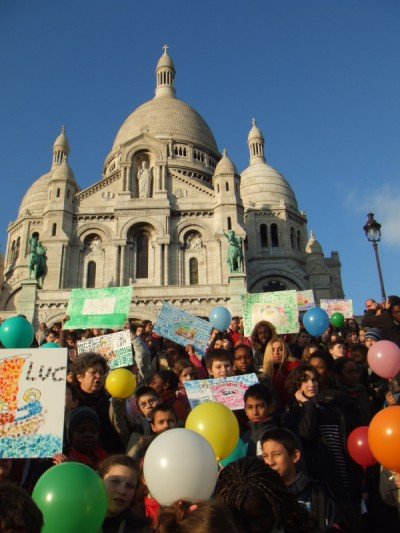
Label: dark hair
xmin=214 ymin=457 xmax=316 ymax=532
xmin=141 ymin=319 xmax=152 ymax=328
xmin=72 ymin=352 xmax=108 ymax=380
xmin=0 ymin=481 xmax=43 ymax=533
xmin=309 ymin=349 xmax=335 ymax=372
xmin=388 ymin=295 xmax=400 ymax=309
xmin=244 ymin=384 xmax=273 ymax=406
xmin=261 ymin=428 xmax=300 ymax=456
xmin=155 ymin=500 xmax=244 ymax=533
xmin=173 ymin=358 xmax=195 ymax=377
xmin=285 ymin=364 xmax=319 ymax=397
xmin=298 ymin=328 xmax=311 ymax=337
xmin=151 ymin=403 xmax=177 ymax=423
xmin=349 ymin=343 xmax=368 ymax=364
xmin=45 ymin=328 xmax=59 ymax=339
xmin=98 ymin=454 xmax=139 ymax=479
xmin=135 ymin=385 xmax=160 ymax=401
xmin=233 ymin=344 xmax=253 ymax=358
xmin=333 ymin=356 xmax=359 ymax=376
xmin=152 ymin=370 xmax=179 ymax=392
xmin=65 ymin=381 xmax=79 ymax=401
xmin=328 ymin=339 xmax=346 ymax=350
xmin=205 ymin=348 xmax=233 ymax=370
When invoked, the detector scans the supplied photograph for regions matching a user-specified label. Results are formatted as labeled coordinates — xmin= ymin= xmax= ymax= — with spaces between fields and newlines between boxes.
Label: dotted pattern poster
xmin=0 ymin=348 xmax=68 ymax=458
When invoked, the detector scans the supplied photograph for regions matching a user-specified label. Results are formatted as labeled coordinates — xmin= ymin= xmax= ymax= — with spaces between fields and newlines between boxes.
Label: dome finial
xmin=222 ymin=148 xmax=227 ymax=157
xmin=247 ymin=118 xmax=265 ymax=164
xmin=52 ymin=126 xmax=70 ymax=168
xmin=252 ymin=117 xmax=256 ymax=127
xmin=155 ymin=45 xmax=176 ymax=98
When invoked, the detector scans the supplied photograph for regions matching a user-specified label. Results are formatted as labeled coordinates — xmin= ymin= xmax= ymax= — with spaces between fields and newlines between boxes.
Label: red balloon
xmin=347 ymin=426 xmax=377 ymax=468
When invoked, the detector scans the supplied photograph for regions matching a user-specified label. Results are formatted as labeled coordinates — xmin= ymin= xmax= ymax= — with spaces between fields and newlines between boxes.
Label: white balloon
xmin=143 ymin=428 xmax=218 ymax=506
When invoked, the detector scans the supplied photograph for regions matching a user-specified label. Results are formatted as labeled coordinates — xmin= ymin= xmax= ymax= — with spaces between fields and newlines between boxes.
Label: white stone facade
xmin=0 ymin=49 xmax=344 ymax=326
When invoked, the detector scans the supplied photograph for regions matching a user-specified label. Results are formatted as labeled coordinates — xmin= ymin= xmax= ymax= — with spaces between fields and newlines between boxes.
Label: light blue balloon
xmin=209 ymin=307 xmax=232 ymax=330
xmin=41 ymin=342 xmax=60 ymax=348
xmin=0 ymin=316 xmax=34 ymax=348
xmin=219 ymin=438 xmax=247 ymax=467
xmin=303 ymin=307 xmax=330 ymax=337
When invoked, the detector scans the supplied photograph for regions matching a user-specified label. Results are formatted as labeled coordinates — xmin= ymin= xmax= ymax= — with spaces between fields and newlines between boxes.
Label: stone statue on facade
xmin=224 ymin=229 xmax=243 ymax=273
xmin=137 ymin=161 xmax=152 ymax=198
xmin=27 ymin=234 xmax=47 ymax=286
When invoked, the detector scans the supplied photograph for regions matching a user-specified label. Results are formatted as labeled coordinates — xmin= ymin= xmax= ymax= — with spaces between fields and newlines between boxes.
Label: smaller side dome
xmin=157 ymin=45 xmax=175 ymax=69
xmin=52 ymin=156 xmax=76 ymax=183
xmin=155 ymin=45 xmax=176 ymax=98
xmin=52 ymin=126 xmax=70 ymax=167
xmin=214 ymin=149 xmax=237 ymax=175
xmin=305 ymin=231 xmax=324 ymax=255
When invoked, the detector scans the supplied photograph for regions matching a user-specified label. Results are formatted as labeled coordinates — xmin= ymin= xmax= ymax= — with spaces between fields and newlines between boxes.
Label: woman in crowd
xmin=262 ymin=336 xmax=300 ymax=408
xmin=250 ymin=320 xmax=277 ymax=370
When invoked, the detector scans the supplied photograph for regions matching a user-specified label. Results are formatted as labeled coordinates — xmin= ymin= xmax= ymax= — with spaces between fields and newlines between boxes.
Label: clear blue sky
xmin=1 ymin=0 xmax=399 ymax=314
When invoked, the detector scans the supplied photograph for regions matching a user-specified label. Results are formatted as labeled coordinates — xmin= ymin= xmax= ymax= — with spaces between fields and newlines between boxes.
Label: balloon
xmin=368 ymin=406 xmax=400 ymax=471
xmin=330 ymin=312 xmax=345 ymax=329
xmin=143 ymin=428 xmax=218 ymax=505
xmin=209 ymin=306 xmax=231 ymax=331
xmin=367 ymin=340 xmax=400 ymax=379
xmin=41 ymin=342 xmax=60 ymax=348
xmin=105 ymin=368 xmax=137 ymax=399
xmin=347 ymin=426 xmax=377 ymax=467
xmin=303 ymin=307 xmax=329 ymax=337
xmin=32 ymin=462 xmax=107 ymax=533
xmin=185 ymin=401 xmax=239 ymax=460
xmin=219 ymin=437 xmax=247 ymax=467
xmin=0 ymin=316 xmax=34 ymax=348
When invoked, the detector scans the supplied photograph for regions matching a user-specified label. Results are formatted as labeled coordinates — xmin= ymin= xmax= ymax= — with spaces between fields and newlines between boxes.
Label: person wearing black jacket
xmin=362 ymin=296 xmax=400 ymax=346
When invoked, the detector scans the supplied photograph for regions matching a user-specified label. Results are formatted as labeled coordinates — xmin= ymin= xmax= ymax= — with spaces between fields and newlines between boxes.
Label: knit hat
xmin=364 ymin=328 xmax=382 ymax=342
xmin=66 ymin=406 xmax=99 ymax=444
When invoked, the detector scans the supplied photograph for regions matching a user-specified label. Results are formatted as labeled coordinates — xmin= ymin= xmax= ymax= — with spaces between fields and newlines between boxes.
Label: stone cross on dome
xmin=162 ymin=44 xmax=169 ymax=54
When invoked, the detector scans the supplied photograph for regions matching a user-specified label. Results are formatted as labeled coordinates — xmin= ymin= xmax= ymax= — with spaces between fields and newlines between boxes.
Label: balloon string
xmin=362 ymin=466 xmax=367 ymax=493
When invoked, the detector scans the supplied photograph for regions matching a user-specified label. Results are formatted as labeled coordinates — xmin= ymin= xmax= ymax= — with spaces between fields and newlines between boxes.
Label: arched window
xmin=225 ymin=182 xmax=229 ymax=191
xmin=189 ymin=257 xmax=199 ymax=285
xmin=290 ymin=227 xmax=295 ymax=249
xmin=15 ymin=237 xmax=21 ymax=259
xmin=67 ymin=189 xmax=70 ymax=199
xmin=263 ymin=280 xmax=287 ymax=292
xmin=271 ymin=224 xmax=279 ymax=247
xmin=136 ymin=233 xmax=149 ymax=278
xmin=87 ymin=261 xmax=96 ymax=288
xmin=260 ymin=224 xmax=268 ymax=247
xmin=10 ymin=241 xmax=15 ymax=262
xmin=227 ymin=217 xmax=232 ymax=230
xmin=52 ymin=223 xmax=57 ymax=237
xmin=297 ymin=230 xmax=301 ymax=251
xmin=56 ymin=188 xmax=60 ymax=198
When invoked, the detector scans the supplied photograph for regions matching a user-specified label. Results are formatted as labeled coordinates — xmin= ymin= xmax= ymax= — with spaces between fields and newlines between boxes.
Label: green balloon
xmin=219 ymin=438 xmax=247 ymax=467
xmin=0 ymin=316 xmax=34 ymax=348
xmin=41 ymin=342 xmax=60 ymax=348
xmin=330 ymin=312 xmax=345 ymax=329
xmin=32 ymin=462 xmax=107 ymax=533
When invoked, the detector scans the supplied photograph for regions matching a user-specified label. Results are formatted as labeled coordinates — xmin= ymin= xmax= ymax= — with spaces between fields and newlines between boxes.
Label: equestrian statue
xmin=27 ymin=234 xmax=47 ymax=287
xmin=224 ymin=229 xmax=244 ymax=273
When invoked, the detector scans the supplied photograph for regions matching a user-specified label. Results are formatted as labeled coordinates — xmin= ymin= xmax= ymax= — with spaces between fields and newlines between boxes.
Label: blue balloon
xmin=209 ymin=307 xmax=232 ymax=330
xmin=303 ymin=307 xmax=329 ymax=337
xmin=220 ymin=438 xmax=247 ymax=467
xmin=41 ymin=342 xmax=60 ymax=348
xmin=0 ymin=316 xmax=34 ymax=348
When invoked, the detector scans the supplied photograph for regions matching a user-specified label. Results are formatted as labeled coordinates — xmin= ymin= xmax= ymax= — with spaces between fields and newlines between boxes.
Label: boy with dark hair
xmin=261 ymin=428 xmax=336 ymax=531
xmin=0 ymin=481 xmax=43 ymax=533
xmin=150 ymin=404 xmax=178 ymax=434
xmin=204 ymin=348 xmax=233 ymax=378
xmin=242 ymin=383 xmax=277 ymax=457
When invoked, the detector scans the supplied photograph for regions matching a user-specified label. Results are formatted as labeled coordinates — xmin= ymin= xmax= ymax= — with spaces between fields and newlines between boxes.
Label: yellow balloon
xmin=105 ymin=369 xmax=137 ymax=399
xmin=185 ymin=402 xmax=239 ymax=460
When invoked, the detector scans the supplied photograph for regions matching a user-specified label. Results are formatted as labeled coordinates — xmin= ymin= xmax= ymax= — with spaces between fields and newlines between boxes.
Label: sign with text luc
xmin=0 ymin=348 xmax=68 ymax=458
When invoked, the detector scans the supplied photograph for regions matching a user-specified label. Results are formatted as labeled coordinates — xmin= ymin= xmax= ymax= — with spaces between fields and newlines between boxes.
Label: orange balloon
xmin=368 ymin=406 xmax=400 ymax=471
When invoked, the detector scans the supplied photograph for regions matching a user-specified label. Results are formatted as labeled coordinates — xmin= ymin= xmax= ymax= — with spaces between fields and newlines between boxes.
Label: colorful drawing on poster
xmin=0 ymin=348 xmax=68 ymax=459
xmin=297 ymin=290 xmax=315 ymax=311
xmin=241 ymin=290 xmax=299 ymax=337
xmin=184 ymin=374 xmax=259 ymax=410
xmin=153 ymin=303 xmax=212 ymax=356
xmin=320 ymin=299 xmax=354 ymax=319
xmin=64 ymin=286 xmax=133 ymax=329
xmin=77 ymin=330 xmax=133 ymax=369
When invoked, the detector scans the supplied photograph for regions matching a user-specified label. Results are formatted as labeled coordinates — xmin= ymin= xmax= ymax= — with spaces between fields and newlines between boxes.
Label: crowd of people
xmin=1 ymin=295 xmax=400 ymax=532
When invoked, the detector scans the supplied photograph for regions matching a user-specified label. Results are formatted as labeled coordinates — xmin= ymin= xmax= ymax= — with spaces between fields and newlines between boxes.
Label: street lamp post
xmin=363 ymin=213 xmax=386 ymax=301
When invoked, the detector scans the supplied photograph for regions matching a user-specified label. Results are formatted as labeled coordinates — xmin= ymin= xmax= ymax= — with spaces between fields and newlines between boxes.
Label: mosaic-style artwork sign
xmin=184 ymin=373 xmax=259 ymax=411
xmin=320 ymin=299 xmax=354 ymax=319
xmin=64 ymin=286 xmax=133 ymax=329
xmin=77 ymin=330 xmax=133 ymax=369
xmin=0 ymin=348 xmax=68 ymax=458
xmin=153 ymin=303 xmax=212 ymax=356
xmin=297 ymin=290 xmax=315 ymax=311
xmin=241 ymin=290 xmax=299 ymax=337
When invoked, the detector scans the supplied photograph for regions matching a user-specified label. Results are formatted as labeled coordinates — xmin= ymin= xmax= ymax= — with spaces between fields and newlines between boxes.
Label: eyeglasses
xmin=138 ymin=399 xmax=158 ymax=409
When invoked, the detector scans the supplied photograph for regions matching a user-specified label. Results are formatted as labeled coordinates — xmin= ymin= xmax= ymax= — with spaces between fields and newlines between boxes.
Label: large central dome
xmin=112 ymin=96 xmax=218 ymax=153
xmin=112 ymin=48 xmax=218 ymax=154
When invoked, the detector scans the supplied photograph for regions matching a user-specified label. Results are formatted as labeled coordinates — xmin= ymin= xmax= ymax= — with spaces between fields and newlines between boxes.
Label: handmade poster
xmin=320 ymin=299 xmax=354 ymax=319
xmin=184 ymin=373 xmax=259 ymax=411
xmin=297 ymin=290 xmax=315 ymax=311
xmin=241 ymin=290 xmax=299 ymax=336
xmin=0 ymin=348 xmax=68 ymax=458
xmin=64 ymin=286 xmax=133 ymax=329
xmin=77 ymin=330 xmax=133 ymax=369
xmin=153 ymin=303 xmax=212 ymax=356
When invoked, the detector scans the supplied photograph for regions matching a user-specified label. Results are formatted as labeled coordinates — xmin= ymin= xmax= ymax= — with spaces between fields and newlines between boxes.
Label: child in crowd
xmin=66 ymin=406 xmax=108 ymax=469
xmin=205 ymin=348 xmax=234 ymax=378
xmin=261 ymin=428 xmax=336 ymax=531
xmin=99 ymin=454 xmax=150 ymax=533
xmin=172 ymin=358 xmax=195 ymax=422
xmin=328 ymin=340 xmax=346 ymax=360
xmin=242 ymin=384 xmax=276 ymax=457
xmin=184 ymin=344 xmax=208 ymax=379
xmin=150 ymin=404 xmax=178 ymax=434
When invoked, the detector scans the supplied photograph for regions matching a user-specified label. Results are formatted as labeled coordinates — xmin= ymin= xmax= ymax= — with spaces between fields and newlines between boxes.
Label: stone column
xmin=164 ymin=243 xmax=169 ymax=286
xmin=157 ymin=243 xmax=163 ymax=285
xmin=162 ymin=165 xmax=167 ymax=190
xmin=120 ymin=245 xmax=126 ymax=285
xmin=114 ymin=245 xmax=120 ymax=285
